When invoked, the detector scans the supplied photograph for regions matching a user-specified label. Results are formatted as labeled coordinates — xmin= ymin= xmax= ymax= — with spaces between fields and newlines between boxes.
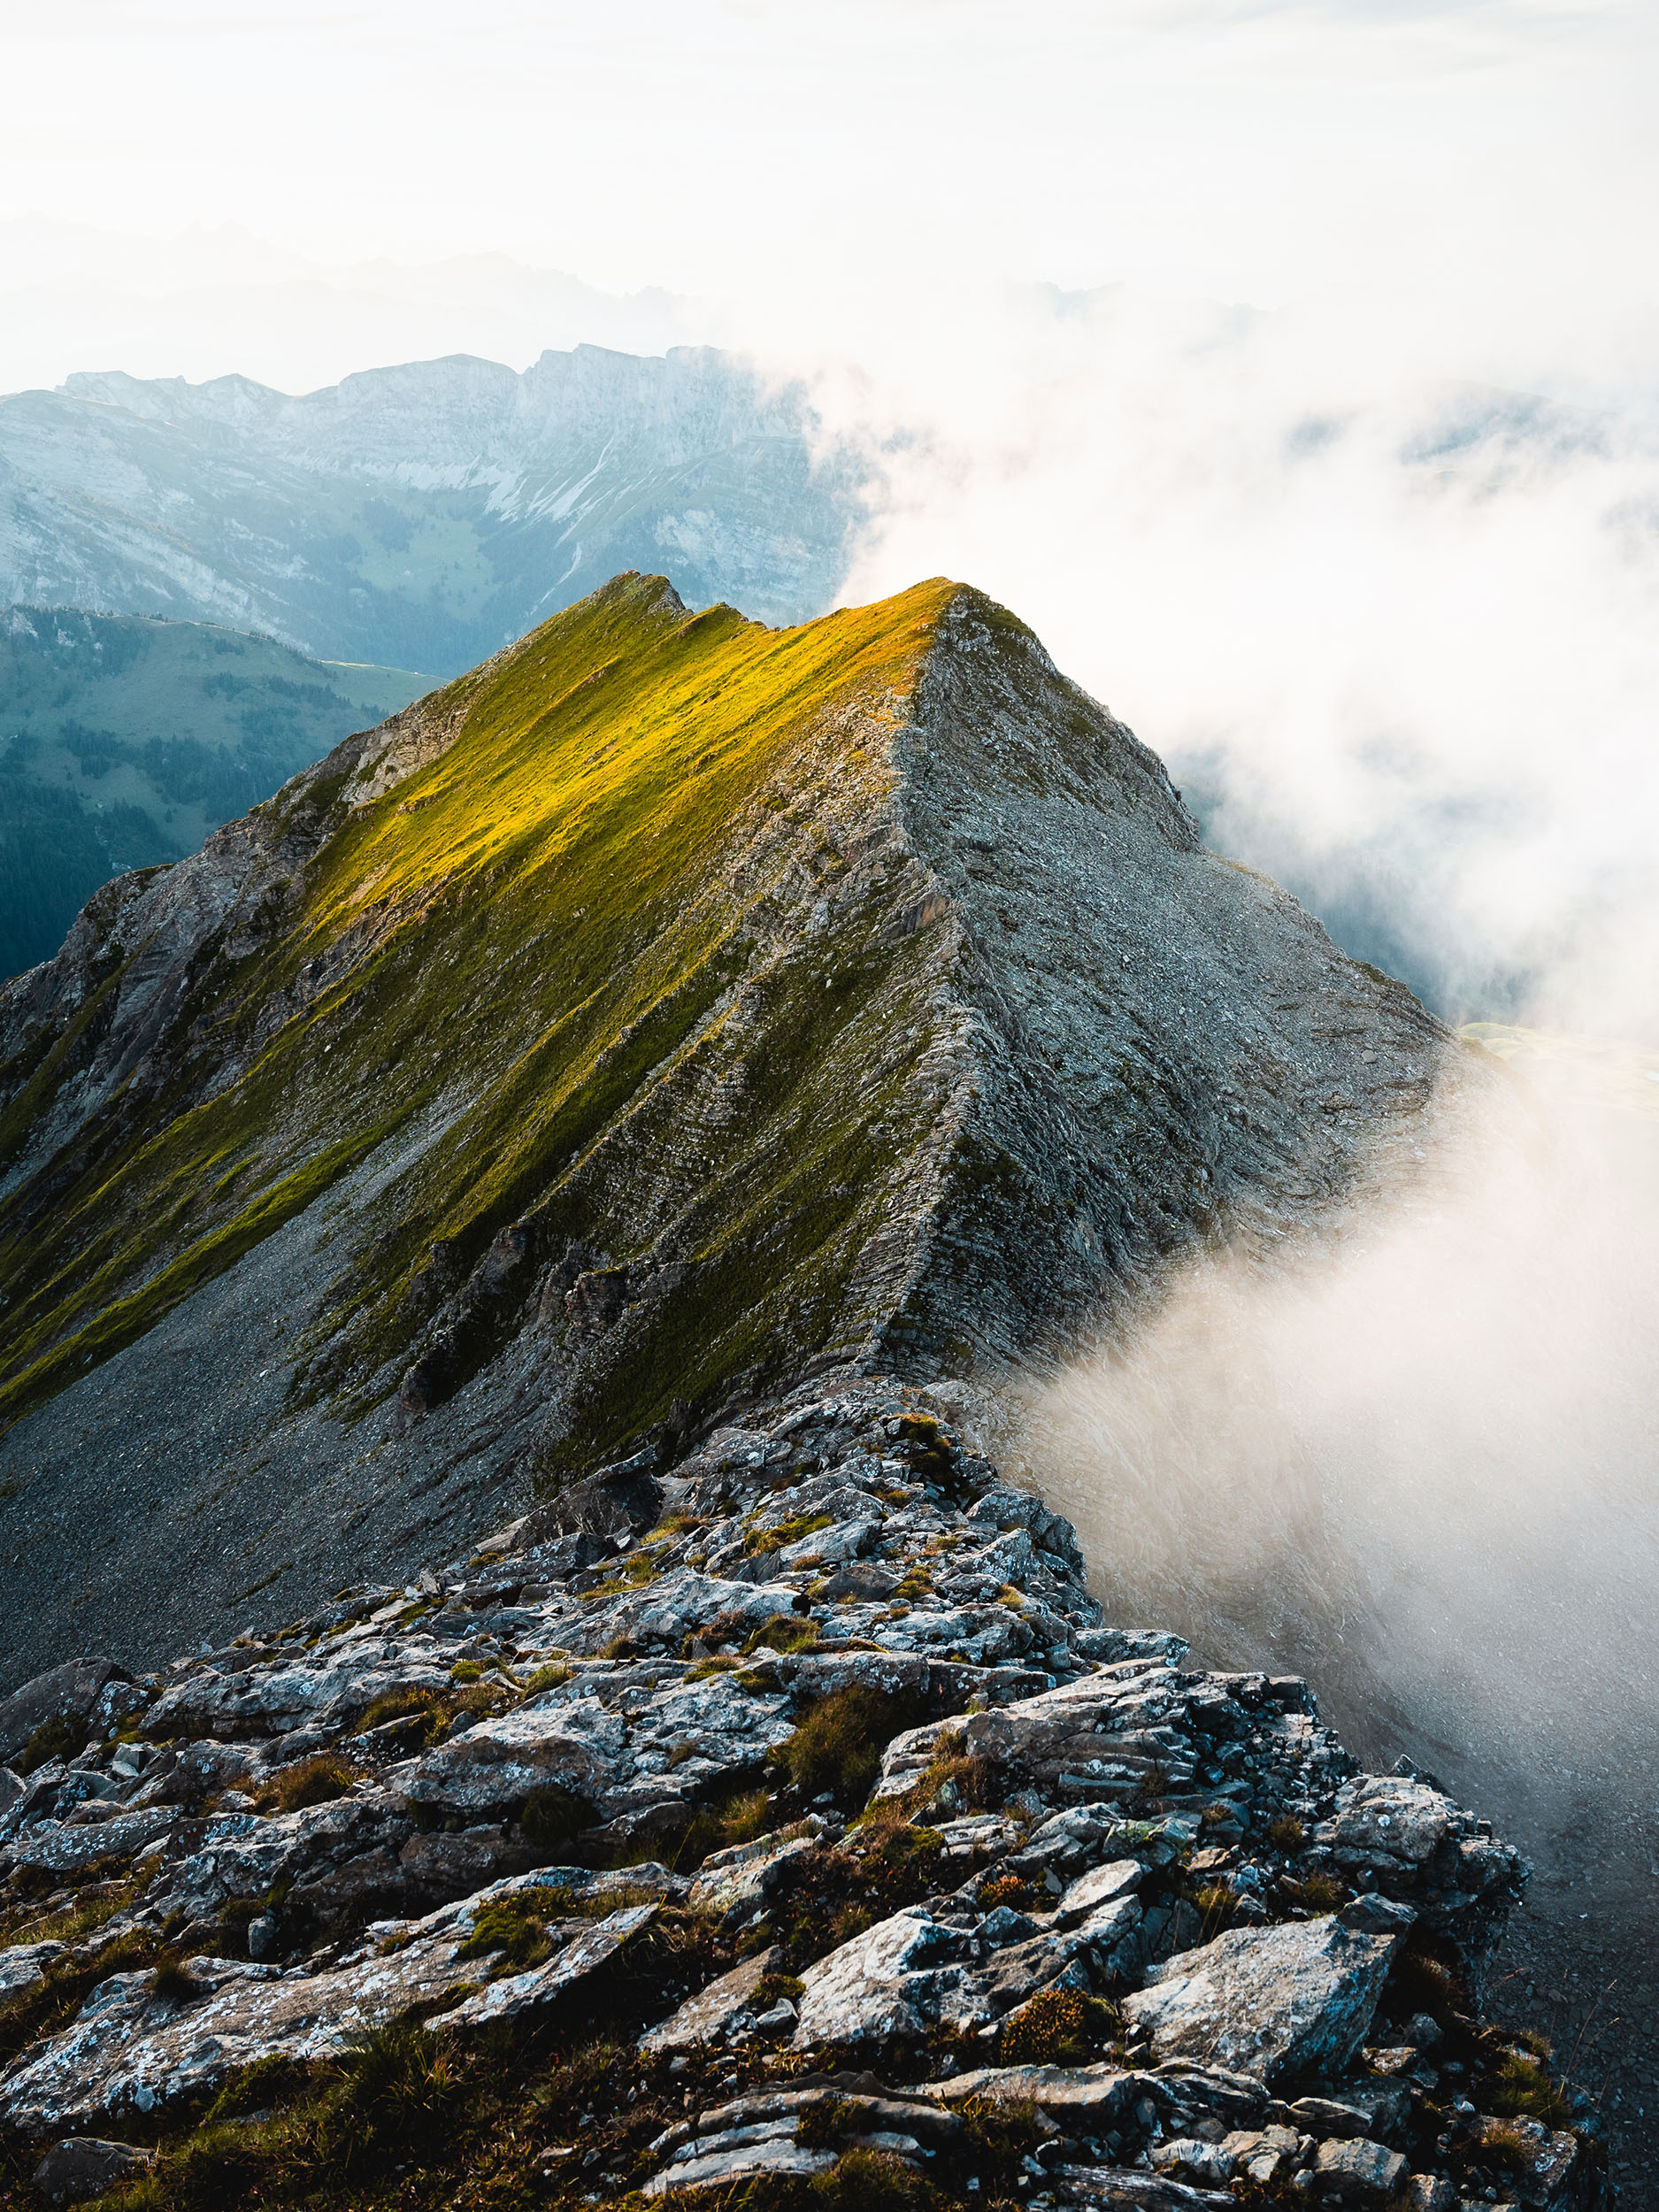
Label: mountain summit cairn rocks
xmin=0 ymin=572 xmax=1494 ymax=1680
xmin=0 ymin=1382 xmax=1592 ymax=2207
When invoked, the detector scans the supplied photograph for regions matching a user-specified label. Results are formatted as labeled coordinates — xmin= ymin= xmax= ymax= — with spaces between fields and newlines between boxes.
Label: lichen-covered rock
xmin=0 ymin=1939 xmax=60 ymax=1998
xmin=791 ymin=1901 xmax=1092 ymax=2049
xmin=1123 ymin=1907 xmax=1400 ymax=2081
xmin=687 ymin=1828 xmax=819 ymax=1919
xmin=0 ymin=1872 xmax=657 ymax=2138
xmin=0 ymin=1379 xmax=1589 ymax=2209
xmin=641 ymin=1950 xmax=782 ymax=2055
xmin=1313 ymin=2135 xmax=1409 ymax=2202
xmin=0 ymin=1658 xmax=134 ymax=1768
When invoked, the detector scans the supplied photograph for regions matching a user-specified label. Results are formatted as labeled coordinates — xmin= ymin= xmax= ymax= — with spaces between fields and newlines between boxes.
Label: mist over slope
xmin=0 ymin=570 xmax=1481 ymax=1684
xmin=0 ymin=607 xmax=425 ymax=976
xmin=0 ymin=348 xmax=864 ymax=674
xmin=998 ymin=1025 xmax=1659 ymax=2187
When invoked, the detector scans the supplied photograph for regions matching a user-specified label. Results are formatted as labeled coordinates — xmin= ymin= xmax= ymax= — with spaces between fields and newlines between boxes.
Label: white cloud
xmin=1 ymin=1 xmax=1655 ymax=392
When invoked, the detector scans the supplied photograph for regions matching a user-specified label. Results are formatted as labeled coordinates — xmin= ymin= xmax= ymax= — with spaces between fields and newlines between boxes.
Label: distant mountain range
xmin=0 ymin=347 xmax=865 ymax=675
xmin=0 ymin=607 xmax=424 ymax=974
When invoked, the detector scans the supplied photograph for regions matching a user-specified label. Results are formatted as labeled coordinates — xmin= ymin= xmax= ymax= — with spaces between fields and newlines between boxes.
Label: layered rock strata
xmin=0 ymin=1382 xmax=1598 ymax=2208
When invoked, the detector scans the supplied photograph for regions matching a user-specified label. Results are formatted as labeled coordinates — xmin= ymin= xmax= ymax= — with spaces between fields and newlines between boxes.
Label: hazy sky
xmin=4 ymin=0 xmax=1659 ymax=1042
xmin=2 ymin=1 xmax=1655 ymax=399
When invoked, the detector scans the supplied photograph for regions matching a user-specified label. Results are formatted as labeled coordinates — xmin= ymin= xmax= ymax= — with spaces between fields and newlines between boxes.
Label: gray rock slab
xmin=1313 ymin=2137 xmax=1408 ymax=2202
xmin=1123 ymin=1914 xmax=1398 ymax=2083
xmin=791 ymin=1904 xmax=1089 ymax=2050
xmin=933 ymin=2061 xmax=1137 ymax=2127
xmin=0 ymin=1940 xmax=64 ymax=1999
xmin=687 ymin=1828 xmax=818 ymax=1917
xmin=1057 ymin=1857 xmax=1144 ymax=1923
xmin=0 ymin=1877 xmax=656 ymax=2138
xmin=641 ymin=1950 xmax=782 ymax=2055
xmin=644 ymin=2140 xmax=833 ymax=2196
xmin=1052 ymin=2169 xmax=1236 ymax=2210
xmin=0 ymin=1808 xmax=179 ymax=1878
xmin=1317 ymin=1776 xmax=1454 ymax=1866
xmin=0 ymin=1657 xmax=129 ymax=1763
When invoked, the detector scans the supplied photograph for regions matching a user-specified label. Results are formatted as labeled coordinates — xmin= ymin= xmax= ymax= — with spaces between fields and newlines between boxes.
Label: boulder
xmin=1312 ymin=2136 xmax=1407 ymax=2202
xmin=32 ymin=2137 xmax=154 ymax=2205
xmin=143 ymin=1650 xmax=450 ymax=1742
xmin=640 ymin=1950 xmax=782 ymax=2054
xmin=0 ymin=1942 xmax=63 ymax=1999
xmin=400 ymin=1666 xmax=796 ymax=1822
xmin=519 ymin=1453 xmax=664 ymax=1545
xmin=1122 ymin=1912 xmax=1399 ymax=2083
xmin=399 ymin=1697 xmax=623 ymax=1819
xmin=1152 ymin=2139 xmax=1238 ymax=2185
xmin=1475 ymin=2116 xmax=1588 ymax=2208
xmin=814 ymin=1561 xmax=899 ymax=1602
xmin=790 ymin=1903 xmax=1088 ymax=2050
xmin=0 ymin=1658 xmax=131 ymax=1765
xmin=933 ymin=2061 xmax=1135 ymax=2128
xmin=2 ymin=1808 xmax=179 ymax=1880
xmin=595 ymin=1570 xmax=809 ymax=1650
xmin=687 ymin=1829 xmax=818 ymax=1919
xmin=1317 ymin=1776 xmax=1453 ymax=1866
xmin=1286 ymin=2082 xmax=1410 ymax=2145
xmin=1056 ymin=1857 xmax=1144 ymax=1924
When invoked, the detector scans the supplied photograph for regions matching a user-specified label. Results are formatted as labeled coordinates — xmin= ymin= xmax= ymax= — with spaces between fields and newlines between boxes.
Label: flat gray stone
xmin=1123 ymin=1914 xmax=1398 ymax=2083
xmin=687 ymin=1827 xmax=818 ymax=1917
xmin=1056 ymin=1857 xmax=1143 ymax=1923
xmin=1 ymin=1875 xmax=656 ymax=2137
xmin=645 ymin=2141 xmax=833 ymax=2196
xmin=0 ymin=1941 xmax=64 ymax=2000
xmin=791 ymin=1903 xmax=1087 ymax=2049
xmin=641 ymin=1950 xmax=781 ymax=2055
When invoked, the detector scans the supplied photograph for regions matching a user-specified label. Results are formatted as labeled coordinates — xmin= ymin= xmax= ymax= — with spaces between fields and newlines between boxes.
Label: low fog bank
xmin=997 ymin=1040 xmax=1659 ymax=2147
xmin=1031 ymin=1045 xmax=1659 ymax=1763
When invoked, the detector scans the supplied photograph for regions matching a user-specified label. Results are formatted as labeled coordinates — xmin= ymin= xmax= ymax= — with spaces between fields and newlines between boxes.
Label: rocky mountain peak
xmin=0 ymin=571 xmax=1482 ymax=1686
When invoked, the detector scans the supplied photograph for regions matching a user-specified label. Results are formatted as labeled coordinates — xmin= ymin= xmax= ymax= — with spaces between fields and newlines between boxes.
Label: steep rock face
xmin=0 ymin=572 xmax=1485 ymax=1680
xmin=0 ymin=348 xmax=863 ymax=672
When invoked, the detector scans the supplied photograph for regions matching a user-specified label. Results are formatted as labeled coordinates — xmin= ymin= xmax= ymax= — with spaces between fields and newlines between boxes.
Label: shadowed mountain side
xmin=0 ymin=572 xmax=1491 ymax=1682
xmin=0 ymin=605 xmax=427 ymax=975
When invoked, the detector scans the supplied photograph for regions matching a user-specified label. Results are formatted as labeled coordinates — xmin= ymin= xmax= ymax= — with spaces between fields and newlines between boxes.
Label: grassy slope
xmin=0 ymin=610 xmax=428 ymax=976
xmin=0 ymin=574 xmax=965 ymax=1460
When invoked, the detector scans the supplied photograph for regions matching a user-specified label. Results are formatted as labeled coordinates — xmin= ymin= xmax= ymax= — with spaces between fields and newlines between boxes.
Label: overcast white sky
xmin=1 ymin=0 xmax=1655 ymax=400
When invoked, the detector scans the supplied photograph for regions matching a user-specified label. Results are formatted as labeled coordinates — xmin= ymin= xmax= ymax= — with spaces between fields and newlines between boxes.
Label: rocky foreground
xmin=0 ymin=1384 xmax=1600 ymax=2209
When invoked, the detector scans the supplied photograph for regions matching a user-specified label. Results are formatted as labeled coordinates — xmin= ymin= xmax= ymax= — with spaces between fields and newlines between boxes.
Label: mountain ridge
xmin=0 ymin=572 xmax=1484 ymax=1686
